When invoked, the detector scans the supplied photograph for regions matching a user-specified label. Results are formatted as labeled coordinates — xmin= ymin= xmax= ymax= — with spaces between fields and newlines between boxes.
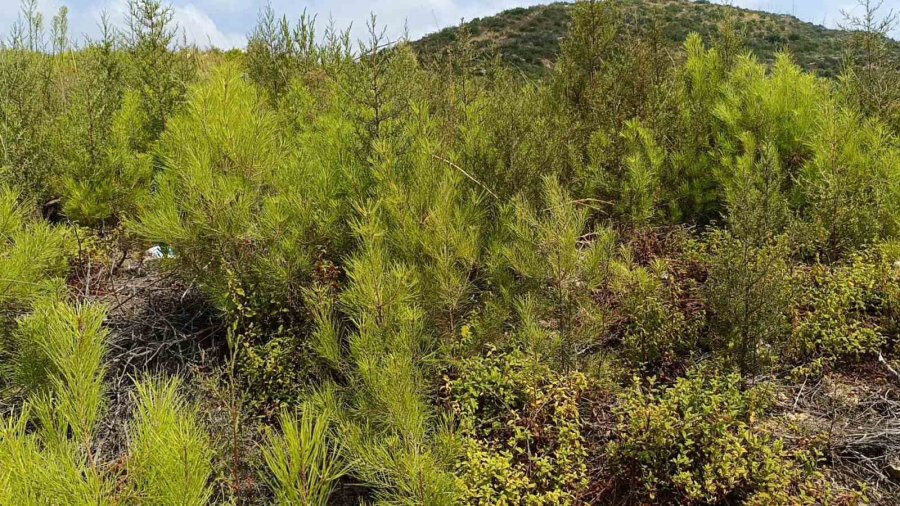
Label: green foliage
xmin=608 ymin=369 xmax=833 ymax=504
xmin=0 ymin=38 xmax=60 ymax=200
xmin=618 ymin=119 xmax=665 ymax=226
xmin=449 ymin=350 xmax=589 ymax=505
xmin=611 ymin=253 xmax=699 ymax=367
xmin=790 ymin=249 xmax=898 ymax=362
xmin=317 ymin=205 xmax=462 ymax=504
xmin=0 ymin=302 xmax=112 ymax=506
xmin=132 ymin=64 xmax=325 ymax=316
xmin=13 ymin=303 xmax=109 ymax=446
xmin=457 ymin=78 xmax=573 ymax=203
xmin=718 ymin=136 xmax=790 ymax=244
xmin=1 ymin=2 xmax=898 ymax=502
xmin=0 ymin=186 xmax=71 ymax=316
xmin=127 ymin=377 xmax=213 ymax=506
xmin=124 ymin=0 xmax=195 ymax=142
xmin=838 ymin=0 xmax=900 ymax=131
xmin=55 ymin=40 xmax=153 ymax=225
xmin=704 ymin=232 xmax=793 ymax=374
xmin=501 ymin=177 xmax=613 ymax=368
xmin=0 ymin=412 xmax=110 ymax=506
xmin=261 ymin=406 xmax=346 ymax=506
xmin=245 ymin=6 xmax=324 ymax=102
xmin=797 ymin=107 xmax=900 ymax=258
xmin=713 ymin=53 xmax=823 ymax=168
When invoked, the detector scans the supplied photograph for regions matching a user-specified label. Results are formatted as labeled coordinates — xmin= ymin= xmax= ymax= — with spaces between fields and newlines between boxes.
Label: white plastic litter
xmin=144 ymin=245 xmax=175 ymax=261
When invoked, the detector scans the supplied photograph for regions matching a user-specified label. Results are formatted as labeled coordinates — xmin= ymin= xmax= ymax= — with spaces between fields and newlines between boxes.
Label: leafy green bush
xmin=610 ymin=254 xmax=699 ymax=367
xmin=13 ymin=302 xmax=109 ymax=446
xmin=790 ymin=249 xmax=898 ymax=363
xmin=58 ymin=84 xmax=153 ymax=225
xmin=449 ymin=349 xmax=588 ymax=505
xmin=608 ymin=369 xmax=835 ymax=504
xmin=285 ymin=201 xmax=461 ymax=504
xmin=0 ymin=411 xmax=110 ymax=505
xmin=123 ymin=0 xmax=195 ymax=143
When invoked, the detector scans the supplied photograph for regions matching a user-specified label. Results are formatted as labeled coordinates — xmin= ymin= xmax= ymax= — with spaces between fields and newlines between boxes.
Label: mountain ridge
xmin=412 ymin=0 xmax=899 ymax=77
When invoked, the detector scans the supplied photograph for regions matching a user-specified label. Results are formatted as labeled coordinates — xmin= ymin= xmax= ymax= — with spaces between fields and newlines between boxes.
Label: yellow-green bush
xmin=610 ymin=254 xmax=699 ymax=367
xmin=261 ymin=406 xmax=346 ymax=506
xmin=127 ymin=377 xmax=213 ymax=506
xmin=790 ymin=248 xmax=898 ymax=362
xmin=1 ymin=302 xmax=215 ymax=506
xmin=608 ymin=369 xmax=837 ymax=504
xmin=797 ymin=108 xmax=900 ymax=258
xmin=449 ymin=350 xmax=589 ymax=505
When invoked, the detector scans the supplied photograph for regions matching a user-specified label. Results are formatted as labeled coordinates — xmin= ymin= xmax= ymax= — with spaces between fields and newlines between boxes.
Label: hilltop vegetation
xmin=413 ymin=0 xmax=900 ymax=77
xmin=0 ymin=0 xmax=899 ymax=504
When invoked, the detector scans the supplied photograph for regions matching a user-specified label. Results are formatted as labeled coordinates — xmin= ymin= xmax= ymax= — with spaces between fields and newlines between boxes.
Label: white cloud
xmin=0 ymin=0 xmax=246 ymax=49
xmin=172 ymin=3 xmax=244 ymax=48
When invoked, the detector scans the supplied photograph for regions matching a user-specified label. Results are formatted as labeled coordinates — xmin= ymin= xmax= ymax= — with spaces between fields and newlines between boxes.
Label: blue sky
xmin=0 ymin=0 xmax=896 ymax=49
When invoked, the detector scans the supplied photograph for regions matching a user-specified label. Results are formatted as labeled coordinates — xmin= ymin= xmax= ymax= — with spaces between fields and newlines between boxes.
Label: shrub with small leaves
xmin=449 ymin=349 xmax=589 ymax=505
xmin=608 ymin=368 xmax=843 ymax=504
xmin=789 ymin=249 xmax=898 ymax=363
xmin=610 ymin=255 xmax=699 ymax=368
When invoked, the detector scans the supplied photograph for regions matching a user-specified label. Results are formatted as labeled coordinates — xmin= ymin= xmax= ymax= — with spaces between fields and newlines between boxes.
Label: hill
xmin=412 ymin=0 xmax=894 ymax=77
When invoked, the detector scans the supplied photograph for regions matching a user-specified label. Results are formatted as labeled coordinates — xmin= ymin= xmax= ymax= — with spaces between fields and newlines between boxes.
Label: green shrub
xmin=58 ymin=85 xmax=153 ymax=225
xmin=797 ymin=108 xmax=900 ymax=259
xmin=297 ymin=206 xmax=461 ymax=505
xmin=789 ymin=249 xmax=898 ymax=363
xmin=608 ymin=369 xmax=835 ymax=504
xmin=1 ymin=302 xmax=216 ymax=506
xmin=50 ymin=33 xmax=153 ymax=226
xmin=0 ymin=43 xmax=61 ymax=202
xmin=501 ymin=177 xmax=614 ymax=368
xmin=123 ymin=0 xmax=195 ymax=143
xmin=705 ymin=231 xmax=792 ymax=374
xmin=13 ymin=302 xmax=109 ymax=446
xmin=0 ymin=412 xmax=110 ymax=505
xmin=0 ymin=302 xmax=112 ymax=505
xmin=610 ymin=255 xmax=699 ymax=367
xmin=449 ymin=349 xmax=588 ymax=505
xmin=617 ymin=119 xmax=665 ymax=226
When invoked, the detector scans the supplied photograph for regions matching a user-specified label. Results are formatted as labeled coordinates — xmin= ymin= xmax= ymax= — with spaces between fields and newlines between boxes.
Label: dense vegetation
xmin=0 ymin=0 xmax=899 ymax=504
xmin=413 ymin=0 xmax=900 ymax=77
